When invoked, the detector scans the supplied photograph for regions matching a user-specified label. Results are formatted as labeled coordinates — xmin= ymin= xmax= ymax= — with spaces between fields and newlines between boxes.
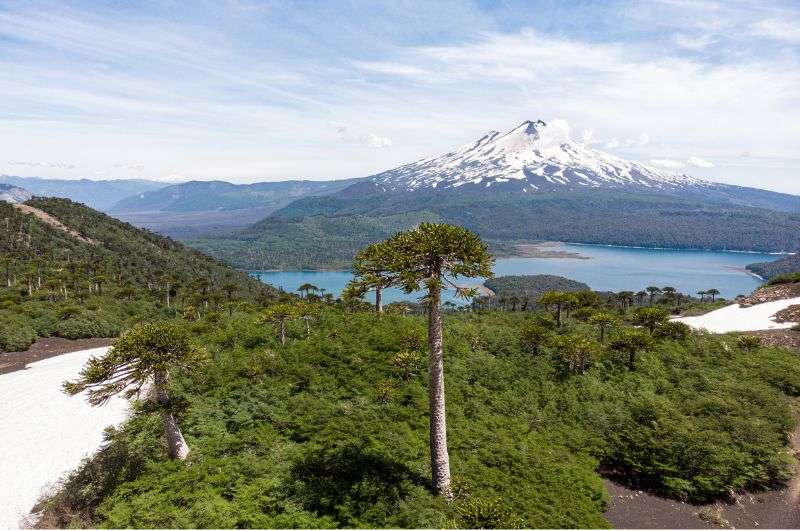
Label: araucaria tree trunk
xmin=154 ymin=369 xmax=190 ymax=460
xmin=427 ymin=283 xmax=453 ymax=500
xmin=279 ymin=319 xmax=286 ymax=345
xmin=375 ymin=286 xmax=383 ymax=314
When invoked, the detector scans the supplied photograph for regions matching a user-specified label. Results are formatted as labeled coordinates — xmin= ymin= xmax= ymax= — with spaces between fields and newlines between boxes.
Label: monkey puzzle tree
xmin=588 ymin=310 xmax=620 ymax=343
xmin=633 ymin=306 xmax=670 ymax=334
xmin=350 ymin=253 xmax=393 ymax=314
xmin=260 ymin=303 xmax=296 ymax=345
xmin=706 ymin=288 xmax=720 ymax=302
xmin=348 ymin=223 xmax=494 ymax=500
xmin=549 ymin=333 xmax=601 ymax=375
xmin=537 ymin=291 xmax=577 ymax=327
xmin=63 ymin=321 xmax=206 ymax=460
xmin=645 ymin=286 xmax=662 ymax=305
xmin=607 ymin=328 xmax=653 ymax=370
xmin=297 ymin=283 xmax=319 ymax=300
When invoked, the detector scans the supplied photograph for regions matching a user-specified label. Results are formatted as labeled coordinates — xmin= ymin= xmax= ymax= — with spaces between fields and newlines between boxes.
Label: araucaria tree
xmin=537 ymin=291 xmax=577 ymax=327
xmin=348 ymin=223 xmax=494 ymax=500
xmin=261 ymin=303 xmax=296 ymax=345
xmin=64 ymin=321 xmax=206 ymax=460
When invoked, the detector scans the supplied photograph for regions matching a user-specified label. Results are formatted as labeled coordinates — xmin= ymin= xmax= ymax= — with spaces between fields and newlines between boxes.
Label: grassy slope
xmin=41 ymin=309 xmax=800 ymax=528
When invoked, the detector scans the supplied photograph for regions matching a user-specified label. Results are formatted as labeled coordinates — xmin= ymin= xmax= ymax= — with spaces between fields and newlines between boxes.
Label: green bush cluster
xmin=0 ymin=313 xmax=37 ymax=351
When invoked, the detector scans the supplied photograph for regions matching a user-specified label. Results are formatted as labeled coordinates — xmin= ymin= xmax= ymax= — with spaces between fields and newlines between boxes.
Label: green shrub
xmin=0 ymin=314 xmax=37 ymax=352
xmin=737 ymin=335 xmax=762 ymax=350
xmin=55 ymin=316 xmax=121 ymax=339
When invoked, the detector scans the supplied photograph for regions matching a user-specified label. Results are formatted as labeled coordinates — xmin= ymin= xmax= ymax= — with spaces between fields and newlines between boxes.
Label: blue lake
xmin=249 ymin=243 xmax=783 ymax=304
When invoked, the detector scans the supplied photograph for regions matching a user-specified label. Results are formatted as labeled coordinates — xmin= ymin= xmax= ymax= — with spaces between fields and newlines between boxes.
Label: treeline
xmin=478 ymin=276 xmax=709 ymax=314
xmin=0 ymin=198 xmax=278 ymax=351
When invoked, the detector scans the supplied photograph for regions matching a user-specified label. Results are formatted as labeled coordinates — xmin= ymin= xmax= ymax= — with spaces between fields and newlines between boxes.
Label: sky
xmin=1 ymin=0 xmax=799 ymax=193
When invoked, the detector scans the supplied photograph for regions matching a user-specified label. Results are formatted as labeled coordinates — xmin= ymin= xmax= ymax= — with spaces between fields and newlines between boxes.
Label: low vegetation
xmin=39 ymin=303 xmax=800 ymax=528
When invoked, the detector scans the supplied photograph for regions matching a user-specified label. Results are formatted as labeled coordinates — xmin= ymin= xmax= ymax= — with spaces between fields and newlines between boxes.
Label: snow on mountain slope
xmin=371 ymin=120 xmax=710 ymax=193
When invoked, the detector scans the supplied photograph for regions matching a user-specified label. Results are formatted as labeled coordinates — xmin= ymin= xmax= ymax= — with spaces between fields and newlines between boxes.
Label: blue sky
xmin=1 ymin=0 xmax=799 ymax=193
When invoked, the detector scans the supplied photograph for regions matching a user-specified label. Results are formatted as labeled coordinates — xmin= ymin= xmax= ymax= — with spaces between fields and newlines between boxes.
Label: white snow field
xmin=0 ymin=347 xmax=129 ymax=529
xmin=673 ymin=297 xmax=800 ymax=333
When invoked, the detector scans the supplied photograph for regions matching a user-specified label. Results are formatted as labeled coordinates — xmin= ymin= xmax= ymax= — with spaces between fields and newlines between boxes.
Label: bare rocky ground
xmin=775 ymin=304 xmax=800 ymax=323
xmin=0 ymin=337 xmax=114 ymax=375
xmin=740 ymin=283 xmax=800 ymax=306
xmin=742 ymin=329 xmax=800 ymax=351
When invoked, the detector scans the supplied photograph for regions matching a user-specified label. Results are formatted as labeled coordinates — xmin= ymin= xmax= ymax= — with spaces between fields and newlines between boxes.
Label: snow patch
xmin=0 ymin=348 xmax=130 ymax=529
xmin=673 ymin=297 xmax=800 ymax=333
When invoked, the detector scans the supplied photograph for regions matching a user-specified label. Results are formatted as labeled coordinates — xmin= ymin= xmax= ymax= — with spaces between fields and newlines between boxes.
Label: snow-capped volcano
xmin=370 ymin=120 xmax=708 ymax=193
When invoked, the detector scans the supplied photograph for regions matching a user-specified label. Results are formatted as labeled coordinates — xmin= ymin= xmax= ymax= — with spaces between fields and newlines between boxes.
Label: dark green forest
xmin=0 ymin=198 xmax=277 ymax=352
xmin=190 ymin=211 xmax=444 ymax=270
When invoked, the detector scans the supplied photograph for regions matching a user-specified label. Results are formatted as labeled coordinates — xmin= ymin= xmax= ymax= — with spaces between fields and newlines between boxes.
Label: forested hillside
xmin=0 ymin=198 xmax=278 ymax=352
xmin=484 ymin=275 xmax=590 ymax=299
xmin=748 ymin=254 xmax=800 ymax=280
xmin=192 ymin=190 xmax=800 ymax=270
xmin=190 ymin=211 xmax=444 ymax=270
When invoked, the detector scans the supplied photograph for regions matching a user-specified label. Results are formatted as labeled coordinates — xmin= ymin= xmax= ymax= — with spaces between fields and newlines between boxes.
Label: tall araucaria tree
xmin=351 ymin=250 xmax=394 ymax=314
xmin=347 ymin=223 xmax=494 ymax=500
xmin=64 ymin=321 xmax=207 ymax=460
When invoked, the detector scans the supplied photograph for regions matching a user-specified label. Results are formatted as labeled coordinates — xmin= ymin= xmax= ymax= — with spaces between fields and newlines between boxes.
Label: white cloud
xmin=581 ymin=129 xmax=599 ymax=145
xmin=112 ymin=163 xmax=145 ymax=171
xmin=750 ymin=18 xmax=800 ymax=43
xmin=333 ymin=123 xmax=392 ymax=149
xmin=602 ymin=133 xmax=648 ymax=149
xmin=365 ymin=133 xmax=392 ymax=148
xmin=649 ymin=159 xmax=687 ymax=169
xmin=674 ymin=33 xmax=717 ymax=50
xmin=8 ymin=160 xmax=76 ymax=169
xmin=687 ymin=156 xmax=714 ymax=167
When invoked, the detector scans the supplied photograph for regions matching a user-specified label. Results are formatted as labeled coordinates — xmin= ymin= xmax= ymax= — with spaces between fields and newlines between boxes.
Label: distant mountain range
xmin=109 ymin=178 xmax=362 ymax=213
xmin=191 ymin=120 xmax=800 ymax=269
xmin=108 ymin=178 xmax=362 ymax=239
xmin=0 ymin=175 xmax=166 ymax=211
xmin=1 ymin=175 xmax=362 ymax=239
